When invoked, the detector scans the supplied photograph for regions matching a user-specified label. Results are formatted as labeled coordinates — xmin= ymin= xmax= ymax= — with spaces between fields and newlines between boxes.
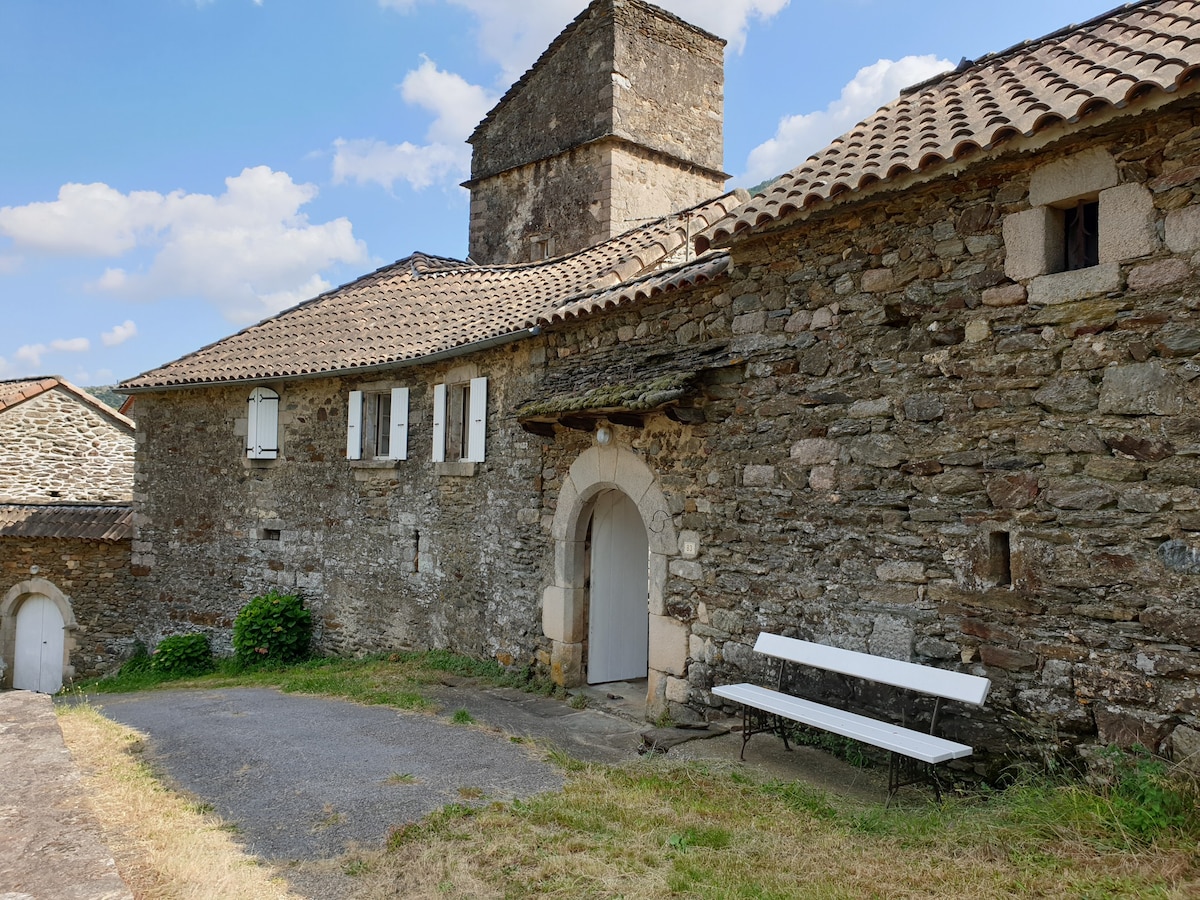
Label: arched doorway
xmin=543 ymin=443 xmax=687 ymax=716
xmin=14 ymin=594 xmax=65 ymax=693
xmin=1 ymin=578 xmax=76 ymax=693
xmin=587 ymin=490 xmax=649 ymax=684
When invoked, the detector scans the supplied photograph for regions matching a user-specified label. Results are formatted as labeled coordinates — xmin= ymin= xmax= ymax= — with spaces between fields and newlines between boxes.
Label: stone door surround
xmin=0 ymin=577 xmax=78 ymax=690
xmin=543 ymin=443 xmax=688 ymax=715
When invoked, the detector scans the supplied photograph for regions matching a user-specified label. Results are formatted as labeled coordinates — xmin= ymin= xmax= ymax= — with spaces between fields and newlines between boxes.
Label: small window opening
xmin=373 ymin=393 xmax=391 ymax=458
xmin=447 ymin=382 xmax=472 ymax=461
xmin=413 ymin=530 xmax=421 ymax=573
xmin=988 ymin=531 xmax=1012 ymax=586
xmin=263 ymin=528 xmax=282 ymax=542
xmin=1063 ymin=200 xmax=1099 ymax=271
xmin=530 ymin=235 xmax=552 ymax=261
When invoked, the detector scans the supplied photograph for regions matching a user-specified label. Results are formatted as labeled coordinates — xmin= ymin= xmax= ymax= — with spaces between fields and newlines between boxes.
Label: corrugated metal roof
xmin=0 ymin=504 xmax=133 ymax=541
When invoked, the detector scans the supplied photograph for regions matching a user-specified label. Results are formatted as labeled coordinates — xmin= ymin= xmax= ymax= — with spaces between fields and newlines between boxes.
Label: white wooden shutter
xmin=389 ymin=387 xmax=409 ymax=461
xmin=346 ymin=391 xmax=363 ymax=460
xmin=466 ymin=376 xmax=488 ymax=462
xmin=247 ymin=387 xmax=279 ymax=459
xmin=432 ymin=383 xmax=447 ymax=462
xmin=246 ymin=393 xmax=259 ymax=458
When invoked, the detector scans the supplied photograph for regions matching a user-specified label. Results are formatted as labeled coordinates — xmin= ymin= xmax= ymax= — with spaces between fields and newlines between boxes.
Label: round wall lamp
xmin=596 ymin=425 xmax=613 ymax=446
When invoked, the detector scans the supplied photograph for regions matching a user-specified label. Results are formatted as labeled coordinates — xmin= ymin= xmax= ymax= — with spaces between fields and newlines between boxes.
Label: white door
xmin=14 ymin=594 xmax=64 ymax=694
xmin=588 ymin=491 xmax=649 ymax=684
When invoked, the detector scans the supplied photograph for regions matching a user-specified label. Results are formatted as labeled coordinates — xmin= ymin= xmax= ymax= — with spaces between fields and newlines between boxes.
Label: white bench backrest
xmin=754 ymin=633 xmax=990 ymax=707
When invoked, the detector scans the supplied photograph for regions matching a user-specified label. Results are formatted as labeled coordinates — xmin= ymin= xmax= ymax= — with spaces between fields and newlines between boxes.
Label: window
xmin=432 ymin=377 xmax=487 ymax=462
xmin=1063 ymin=199 xmax=1099 ymax=271
xmin=246 ymin=387 xmax=280 ymax=460
xmin=987 ymin=532 xmax=1012 ymax=587
xmin=530 ymin=234 xmax=553 ymax=261
xmin=347 ymin=388 xmax=408 ymax=460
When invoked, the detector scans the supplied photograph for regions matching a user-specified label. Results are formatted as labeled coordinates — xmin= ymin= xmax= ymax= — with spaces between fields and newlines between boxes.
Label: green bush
xmin=232 ymin=591 xmax=313 ymax=667
xmin=150 ymin=633 xmax=214 ymax=678
xmin=119 ymin=639 xmax=153 ymax=676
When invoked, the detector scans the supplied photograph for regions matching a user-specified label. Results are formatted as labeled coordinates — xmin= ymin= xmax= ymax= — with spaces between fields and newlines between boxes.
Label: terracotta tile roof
xmin=701 ymin=0 xmax=1200 ymax=250
xmin=0 ymin=377 xmax=61 ymax=413
xmin=121 ymin=191 xmax=745 ymax=390
xmin=538 ymin=252 xmax=730 ymax=326
xmin=0 ymin=504 xmax=133 ymax=541
xmin=0 ymin=376 xmax=134 ymax=428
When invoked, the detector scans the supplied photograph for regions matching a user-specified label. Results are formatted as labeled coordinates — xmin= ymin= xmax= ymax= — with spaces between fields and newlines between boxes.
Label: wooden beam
xmin=608 ymin=412 xmax=645 ymax=428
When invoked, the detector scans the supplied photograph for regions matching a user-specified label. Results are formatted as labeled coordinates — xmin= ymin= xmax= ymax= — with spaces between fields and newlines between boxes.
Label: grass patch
xmin=366 ymin=755 xmax=1199 ymax=899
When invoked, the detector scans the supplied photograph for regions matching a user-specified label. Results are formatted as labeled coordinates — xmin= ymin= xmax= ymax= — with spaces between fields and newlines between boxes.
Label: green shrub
xmin=119 ymin=640 xmax=153 ymax=676
xmin=150 ymin=634 xmax=214 ymax=678
xmin=232 ymin=591 xmax=313 ymax=667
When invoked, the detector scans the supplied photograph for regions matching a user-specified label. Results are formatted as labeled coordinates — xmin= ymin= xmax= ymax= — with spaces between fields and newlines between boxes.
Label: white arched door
xmin=587 ymin=491 xmax=649 ymax=684
xmin=14 ymin=594 xmax=64 ymax=693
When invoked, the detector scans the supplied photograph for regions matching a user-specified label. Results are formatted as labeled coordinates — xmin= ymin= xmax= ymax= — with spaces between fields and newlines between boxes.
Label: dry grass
xmin=332 ymin=758 xmax=1200 ymax=900
xmin=56 ymin=702 xmax=300 ymax=900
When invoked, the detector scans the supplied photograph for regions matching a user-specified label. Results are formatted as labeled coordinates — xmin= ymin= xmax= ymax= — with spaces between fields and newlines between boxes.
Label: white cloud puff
xmin=743 ymin=55 xmax=952 ymax=186
xmin=333 ymin=57 xmax=497 ymax=191
xmin=0 ymin=167 xmax=368 ymax=323
xmin=101 ymin=320 xmax=138 ymax=347
xmin=14 ymin=337 xmax=91 ymax=369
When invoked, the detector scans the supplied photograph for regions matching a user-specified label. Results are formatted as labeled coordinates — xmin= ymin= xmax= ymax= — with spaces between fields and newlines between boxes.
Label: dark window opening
xmin=988 ymin=531 xmax=1012 ymax=586
xmin=413 ymin=530 xmax=421 ymax=573
xmin=373 ymin=393 xmax=391 ymax=458
xmin=1063 ymin=200 xmax=1099 ymax=271
xmin=263 ymin=528 xmax=282 ymax=542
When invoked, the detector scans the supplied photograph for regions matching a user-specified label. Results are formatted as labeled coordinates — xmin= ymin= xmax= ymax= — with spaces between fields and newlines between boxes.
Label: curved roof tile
xmin=701 ymin=0 xmax=1200 ymax=250
xmin=121 ymin=191 xmax=746 ymax=390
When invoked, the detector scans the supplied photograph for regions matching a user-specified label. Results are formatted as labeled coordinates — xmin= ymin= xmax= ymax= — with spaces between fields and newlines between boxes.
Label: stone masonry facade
xmin=467 ymin=0 xmax=725 ymax=264
xmin=0 ymin=386 xmax=134 ymax=504
xmin=0 ymin=537 xmax=136 ymax=683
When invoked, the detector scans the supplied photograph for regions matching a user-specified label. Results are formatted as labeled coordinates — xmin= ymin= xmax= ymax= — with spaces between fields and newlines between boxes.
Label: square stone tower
xmin=465 ymin=0 xmax=727 ymax=265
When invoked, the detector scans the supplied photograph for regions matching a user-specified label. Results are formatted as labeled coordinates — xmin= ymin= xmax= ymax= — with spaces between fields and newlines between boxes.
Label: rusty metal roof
xmin=700 ymin=0 xmax=1200 ymax=250
xmin=0 ymin=504 xmax=133 ymax=541
xmin=120 ymin=191 xmax=745 ymax=390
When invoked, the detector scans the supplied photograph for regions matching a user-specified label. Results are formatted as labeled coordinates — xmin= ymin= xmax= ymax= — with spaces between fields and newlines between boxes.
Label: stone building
xmin=0 ymin=377 xmax=136 ymax=691
xmin=122 ymin=0 xmax=1200 ymax=767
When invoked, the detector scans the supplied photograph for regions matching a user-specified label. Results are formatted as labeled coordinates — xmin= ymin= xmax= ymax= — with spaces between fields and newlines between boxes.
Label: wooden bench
xmin=713 ymin=633 xmax=991 ymax=802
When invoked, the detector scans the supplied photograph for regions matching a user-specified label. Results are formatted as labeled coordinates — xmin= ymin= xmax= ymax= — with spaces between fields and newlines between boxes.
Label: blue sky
xmin=0 ymin=0 xmax=1116 ymax=387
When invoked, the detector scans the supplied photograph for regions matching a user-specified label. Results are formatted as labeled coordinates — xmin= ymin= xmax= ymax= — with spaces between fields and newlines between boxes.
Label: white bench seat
xmin=712 ymin=633 xmax=991 ymax=801
xmin=712 ymin=683 xmax=972 ymax=765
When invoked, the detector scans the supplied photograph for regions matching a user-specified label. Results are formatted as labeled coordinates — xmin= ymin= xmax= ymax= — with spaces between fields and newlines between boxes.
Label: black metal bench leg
xmin=776 ymin=715 xmax=792 ymax=751
xmin=739 ymin=705 xmax=751 ymax=760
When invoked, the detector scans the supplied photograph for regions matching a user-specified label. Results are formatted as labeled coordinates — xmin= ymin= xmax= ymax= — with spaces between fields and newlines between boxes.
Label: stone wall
xmin=130 ymin=342 xmax=552 ymax=665
xmin=0 ymin=537 xmax=135 ymax=681
xmin=133 ymin=97 xmax=1200 ymax=768
xmin=467 ymin=0 xmax=724 ymax=264
xmin=0 ymin=388 xmax=134 ymax=503
xmin=529 ymin=100 xmax=1200 ymax=766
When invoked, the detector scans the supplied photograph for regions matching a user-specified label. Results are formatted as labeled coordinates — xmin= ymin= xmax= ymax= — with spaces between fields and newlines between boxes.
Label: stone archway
xmin=0 ymin=578 xmax=78 ymax=691
xmin=542 ymin=443 xmax=686 ymax=716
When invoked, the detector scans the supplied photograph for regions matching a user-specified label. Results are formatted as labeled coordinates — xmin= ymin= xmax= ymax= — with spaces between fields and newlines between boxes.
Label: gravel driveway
xmin=95 ymin=687 xmax=566 ymax=862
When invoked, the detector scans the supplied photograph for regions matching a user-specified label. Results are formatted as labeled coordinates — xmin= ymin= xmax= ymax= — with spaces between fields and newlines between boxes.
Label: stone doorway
xmin=543 ymin=443 xmax=687 ymax=718
xmin=1 ymin=578 xmax=76 ymax=693
xmin=586 ymin=490 xmax=650 ymax=685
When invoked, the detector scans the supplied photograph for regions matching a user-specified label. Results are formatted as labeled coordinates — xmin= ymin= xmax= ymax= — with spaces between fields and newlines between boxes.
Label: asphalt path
xmin=94 ymin=687 xmax=568 ymax=862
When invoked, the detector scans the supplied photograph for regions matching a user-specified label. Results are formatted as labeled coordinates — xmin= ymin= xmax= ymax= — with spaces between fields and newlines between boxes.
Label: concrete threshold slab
xmin=0 ymin=689 xmax=132 ymax=900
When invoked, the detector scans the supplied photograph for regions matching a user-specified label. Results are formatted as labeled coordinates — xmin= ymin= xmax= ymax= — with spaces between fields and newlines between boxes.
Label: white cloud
xmin=15 ymin=337 xmax=91 ymax=369
xmin=743 ymin=55 xmax=952 ymax=185
xmin=0 ymin=167 xmax=368 ymax=323
xmin=333 ymin=57 xmax=497 ymax=192
xmin=101 ymin=320 xmax=138 ymax=347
